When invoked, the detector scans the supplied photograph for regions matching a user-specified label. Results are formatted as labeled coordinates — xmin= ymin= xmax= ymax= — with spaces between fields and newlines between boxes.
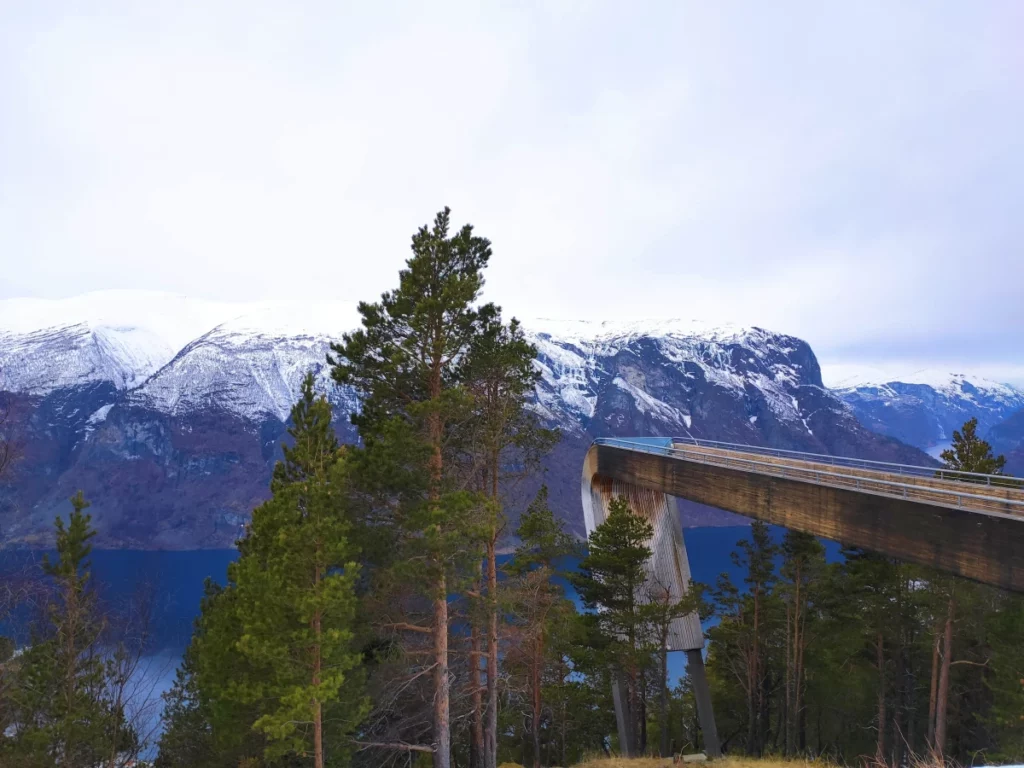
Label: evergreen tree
xmin=154 ymin=646 xmax=216 ymax=768
xmin=572 ymin=496 xmax=657 ymax=756
xmin=707 ymin=521 xmax=779 ymax=756
xmin=939 ymin=417 xmax=1006 ymax=478
xmin=505 ymin=487 xmax=578 ymax=768
xmin=171 ymin=581 xmax=268 ymax=767
xmin=329 ymin=207 xmax=492 ymax=768
xmin=460 ymin=312 xmax=558 ymax=768
xmin=6 ymin=493 xmax=135 ymax=767
xmin=986 ymin=591 xmax=1024 ymax=761
xmin=229 ymin=374 xmax=366 ymax=767
xmin=930 ymin=418 xmax=1009 ymax=756
xmin=778 ymin=530 xmax=826 ymax=754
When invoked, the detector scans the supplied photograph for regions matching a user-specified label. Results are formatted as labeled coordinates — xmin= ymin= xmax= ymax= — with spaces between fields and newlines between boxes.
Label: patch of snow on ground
xmin=87 ymin=404 xmax=114 ymax=424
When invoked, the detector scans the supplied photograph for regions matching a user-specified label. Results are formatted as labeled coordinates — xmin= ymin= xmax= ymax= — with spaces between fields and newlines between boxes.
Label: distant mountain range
xmin=833 ymin=372 xmax=1024 ymax=461
xmin=1 ymin=292 xmax=1021 ymax=548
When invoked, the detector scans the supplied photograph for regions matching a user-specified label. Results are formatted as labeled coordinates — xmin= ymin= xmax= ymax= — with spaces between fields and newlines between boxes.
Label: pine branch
xmin=382 ymin=622 xmax=433 ymax=635
xmin=353 ymin=740 xmax=435 ymax=753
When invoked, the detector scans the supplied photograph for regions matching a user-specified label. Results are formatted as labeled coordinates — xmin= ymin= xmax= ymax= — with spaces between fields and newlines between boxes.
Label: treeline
xmin=703 ymin=418 xmax=1024 ymax=763
xmin=0 ymin=209 xmax=1021 ymax=767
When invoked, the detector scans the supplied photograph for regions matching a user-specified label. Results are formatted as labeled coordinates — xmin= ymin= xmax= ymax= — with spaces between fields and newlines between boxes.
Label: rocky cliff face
xmin=1 ymin=294 xmax=937 ymax=548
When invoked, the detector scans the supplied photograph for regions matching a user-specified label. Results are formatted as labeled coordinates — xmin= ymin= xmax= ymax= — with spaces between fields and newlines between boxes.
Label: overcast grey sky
xmin=2 ymin=2 xmax=1022 ymax=382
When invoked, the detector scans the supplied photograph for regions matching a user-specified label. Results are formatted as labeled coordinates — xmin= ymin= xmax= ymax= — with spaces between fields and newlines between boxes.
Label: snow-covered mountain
xmin=528 ymin=319 xmax=824 ymax=437
xmin=0 ymin=291 xmax=943 ymax=548
xmin=988 ymin=409 xmax=1024 ymax=477
xmin=130 ymin=320 xmax=358 ymax=423
xmin=0 ymin=322 xmax=174 ymax=394
xmin=833 ymin=371 xmax=1024 ymax=458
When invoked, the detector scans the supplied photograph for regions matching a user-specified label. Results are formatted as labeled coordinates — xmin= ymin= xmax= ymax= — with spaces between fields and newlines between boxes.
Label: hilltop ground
xmin=558 ymin=758 xmax=827 ymax=768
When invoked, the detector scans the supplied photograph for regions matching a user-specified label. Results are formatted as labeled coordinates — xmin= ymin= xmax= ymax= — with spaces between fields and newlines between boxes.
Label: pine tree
xmin=572 ymin=496 xmax=657 ymax=756
xmin=708 ymin=521 xmax=779 ymax=756
xmin=173 ymin=581 xmax=268 ymax=767
xmin=329 ymin=207 xmax=492 ymax=768
xmin=930 ymin=418 xmax=1009 ymax=756
xmin=939 ymin=416 xmax=1006 ymax=478
xmin=8 ymin=492 xmax=135 ymax=767
xmin=154 ymin=646 xmax=216 ymax=768
xmin=506 ymin=487 xmax=578 ymax=768
xmin=460 ymin=313 xmax=558 ymax=768
xmin=986 ymin=591 xmax=1024 ymax=760
xmin=779 ymin=530 xmax=826 ymax=754
xmin=229 ymin=373 xmax=366 ymax=767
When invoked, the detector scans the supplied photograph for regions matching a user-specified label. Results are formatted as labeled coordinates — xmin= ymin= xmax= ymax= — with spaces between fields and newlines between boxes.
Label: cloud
xmin=1 ymin=1 xmax=1022 ymax=380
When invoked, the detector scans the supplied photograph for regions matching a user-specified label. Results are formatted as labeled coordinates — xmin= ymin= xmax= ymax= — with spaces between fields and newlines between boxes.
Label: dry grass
xmin=571 ymin=758 xmax=831 ymax=768
xmin=570 ymin=753 xmax=964 ymax=768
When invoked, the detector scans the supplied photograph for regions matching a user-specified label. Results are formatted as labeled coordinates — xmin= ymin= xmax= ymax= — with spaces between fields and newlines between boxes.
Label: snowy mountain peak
xmin=0 ymin=322 xmax=175 ymax=394
xmin=830 ymin=367 xmax=1023 ymax=400
xmin=834 ymin=368 xmax=1024 ymax=458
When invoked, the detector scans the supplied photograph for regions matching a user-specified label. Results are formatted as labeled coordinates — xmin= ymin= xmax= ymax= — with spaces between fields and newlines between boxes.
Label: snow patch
xmin=87 ymin=404 xmax=114 ymax=424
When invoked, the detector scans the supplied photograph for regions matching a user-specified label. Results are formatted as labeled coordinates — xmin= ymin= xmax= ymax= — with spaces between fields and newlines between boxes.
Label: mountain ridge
xmin=3 ymin=291 xmax=1011 ymax=549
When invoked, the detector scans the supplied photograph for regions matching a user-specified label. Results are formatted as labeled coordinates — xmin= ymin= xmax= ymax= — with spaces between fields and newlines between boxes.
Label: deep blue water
xmin=0 ymin=525 xmax=842 ymax=655
xmin=0 ymin=524 xmax=844 ymax=745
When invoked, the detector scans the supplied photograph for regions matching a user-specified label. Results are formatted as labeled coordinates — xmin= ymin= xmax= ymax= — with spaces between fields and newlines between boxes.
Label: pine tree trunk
xmin=639 ymin=668 xmax=648 ymax=755
xmin=428 ymin=352 xmax=451 ymax=768
xmin=485 ymin=537 xmax=499 ymax=768
xmin=934 ymin=596 xmax=955 ymax=756
xmin=785 ymin=601 xmax=793 ymax=756
xmin=786 ymin=598 xmax=794 ymax=753
xmin=532 ymin=635 xmax=542 ymax=768
xmin=660 ymin=635 xmax=670 ymax=758
xmin=927 ymin=629 xmax=940 ymax=749
xmin=750 ymin=587 xmax=761 ymax=755
xmin=876 ymin=632 xmax=886 ymax=762
xmin=796 ymin=609 xmax=806 ymax=754
xmin=435 ymin=579 xmax=451 ymax=768
xmin=314 ymin=699 xmax=324 ymax=768
xmin=470 ymin=624 xmax=484 ymax=768
xmin=313 ymin=550 xmax=325 ymax=768
xmin=746 ymin=650 xmax=757 ymax=754
xmin=628 ymin=664 xmax=641 ymax=756
xmin=561 ymin=694 xmax=567 ymax=768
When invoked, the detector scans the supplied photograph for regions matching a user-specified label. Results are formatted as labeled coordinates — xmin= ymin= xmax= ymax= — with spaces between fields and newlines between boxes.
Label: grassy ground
xmin=569 ymin=758 xmax=827 ymax=768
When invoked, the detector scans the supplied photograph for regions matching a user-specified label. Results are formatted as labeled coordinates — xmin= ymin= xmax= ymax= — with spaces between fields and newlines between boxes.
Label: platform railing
xmin=592 ymin=437 xmax=1024 ymax=519
xmin=666 ymin=435 xmax=1014 ymax=485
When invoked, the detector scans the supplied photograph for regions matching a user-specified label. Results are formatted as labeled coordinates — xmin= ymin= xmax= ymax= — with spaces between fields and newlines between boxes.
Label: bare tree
xmin=0 ymin=390 xmax=22 ymax=481
xmin=100 ymin=582 xmax=175 ymax=768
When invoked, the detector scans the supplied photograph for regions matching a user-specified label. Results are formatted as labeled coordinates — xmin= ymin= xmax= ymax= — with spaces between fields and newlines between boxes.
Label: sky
xmin=2 ymin=1 xmax=1023 ymax=384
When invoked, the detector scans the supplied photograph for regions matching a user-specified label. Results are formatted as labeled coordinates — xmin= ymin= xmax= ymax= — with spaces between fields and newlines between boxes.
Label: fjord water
xmin=0 ymin=525 xmax=846 ymax=654
xmin=0 ymin=525 xmax=842 ymax=746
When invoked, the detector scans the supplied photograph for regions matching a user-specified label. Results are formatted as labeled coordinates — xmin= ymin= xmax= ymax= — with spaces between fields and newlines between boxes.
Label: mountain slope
xmin=834 ymin=372 xmax=1024 ymax=458
xmin=1 ymin=292 xmax=935 ymax=548
xmin=988 ymin=408 xmax=1024 ymax=477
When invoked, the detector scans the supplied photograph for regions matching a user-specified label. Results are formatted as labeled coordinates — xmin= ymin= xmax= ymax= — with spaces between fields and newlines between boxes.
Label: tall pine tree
xmin=506 ymin=487 xmax=578 ymax=768
xmin=930 ymin=418 xmax=1008 ymax=756
xmin=229 ymin=373 xmax=366 ymax=767
xmin=330 ymin=207 xmax=492 ymax=768
xmin=460 ymin=310 xmax=558 ymax=768
xmin=572 ymin=497 xmax=657 ymax=756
